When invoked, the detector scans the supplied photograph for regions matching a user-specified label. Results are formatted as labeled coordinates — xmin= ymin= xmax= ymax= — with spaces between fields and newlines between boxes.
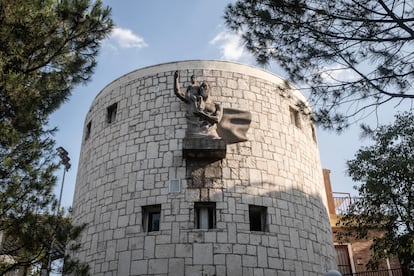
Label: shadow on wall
xmin=158 ymin=182 xmax=337 ymax=275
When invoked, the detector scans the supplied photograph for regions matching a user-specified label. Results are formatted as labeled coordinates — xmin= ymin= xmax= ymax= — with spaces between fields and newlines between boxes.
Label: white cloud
xmin=210 ymin=31 xmax=251 ymax=62
xmin=320 ymin=64 xmax=359 ymax=83
xmin=107 ymin=27 xmax=148 ymax=49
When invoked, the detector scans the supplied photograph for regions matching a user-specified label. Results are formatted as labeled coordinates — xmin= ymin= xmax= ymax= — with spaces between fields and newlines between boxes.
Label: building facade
xmin=323 ymin=169 xmax=402 ymax=275
xmin=72 ymin=60 xmax=336 ymax=275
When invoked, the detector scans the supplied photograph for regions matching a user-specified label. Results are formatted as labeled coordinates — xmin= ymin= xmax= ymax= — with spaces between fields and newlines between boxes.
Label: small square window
xmin=169 ymin=179 xmax=180 ymax=193
xmin=194 ymin=202 xmax=216 ymax=229
xmin=107 ymin=102 xmax=118 ymax=124
xmin=289 ymin=107 xmax=301 ymax=128
xmin=85 ymin=121 xmax=91 ymax=140
xmin=142 ymin=204 xmax=161 ymax=232
xmin=249 ymin=205 xmax=267 ymax=231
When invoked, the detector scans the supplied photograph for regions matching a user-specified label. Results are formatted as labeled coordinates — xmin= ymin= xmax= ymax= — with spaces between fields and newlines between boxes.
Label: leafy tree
xmin=0 ymin=0 xmax=113 ymax=274
xmin=225 ymin=0 xmax=414 ymax=130
xmin=338 ymin=112 xmax=414 ymax=269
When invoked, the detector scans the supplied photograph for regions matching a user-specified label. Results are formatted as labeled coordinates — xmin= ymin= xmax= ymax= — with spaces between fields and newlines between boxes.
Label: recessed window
xmin=289 ymin=107 xmax=301 ymax=128
xmin=311 ymin=124 xmax=317 ymax=143
xmin=107 ymin=102 xmax=118 ymax=124
xmin=194 ymin=202 xmax=216 ymax=229
xmin=85 ymin=121 xmax=91 ymax=140
xmin=142 ymin=204 xmax=161 ymax=232
xmin=249 ymin=205 xmax=267 ymax=232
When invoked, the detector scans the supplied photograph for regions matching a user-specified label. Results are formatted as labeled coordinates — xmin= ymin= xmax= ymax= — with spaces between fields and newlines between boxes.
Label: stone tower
xmin=72 ymin=60 xmax=336 ymax=275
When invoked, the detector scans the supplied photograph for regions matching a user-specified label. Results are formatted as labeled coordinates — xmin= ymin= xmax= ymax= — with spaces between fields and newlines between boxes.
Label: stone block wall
xmin=72 ymin=60 xmax=336 ymax=275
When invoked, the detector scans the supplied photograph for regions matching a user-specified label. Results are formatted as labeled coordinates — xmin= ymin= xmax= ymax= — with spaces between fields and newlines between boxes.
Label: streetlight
xmin=43 ymin=147 xmax=71 ymax=276
xmin=56 ymin=146 xmax=71 ymax=215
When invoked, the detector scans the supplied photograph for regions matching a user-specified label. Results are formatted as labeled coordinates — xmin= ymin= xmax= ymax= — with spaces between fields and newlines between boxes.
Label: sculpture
xmin=174 ymin=71 xmax=223 ymax=138
xmin=174 ymin=70 xmax=251 ymax=144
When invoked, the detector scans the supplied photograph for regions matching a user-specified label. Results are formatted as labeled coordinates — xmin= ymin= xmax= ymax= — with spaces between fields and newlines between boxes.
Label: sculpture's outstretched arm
xmin=174 ymin=71 xmax=188 ymax=103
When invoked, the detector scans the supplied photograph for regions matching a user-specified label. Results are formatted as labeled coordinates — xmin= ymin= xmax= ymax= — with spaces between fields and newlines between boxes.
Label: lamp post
xmin=43 ymin=147 xmax=71 ymax=276
xmin=56 ymin=147 xmax=71 ymax=215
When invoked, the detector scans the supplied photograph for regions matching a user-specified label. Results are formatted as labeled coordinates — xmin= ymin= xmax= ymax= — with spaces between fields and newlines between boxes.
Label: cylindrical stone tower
xmin=72 ymin=60 xmax=335 ymax=275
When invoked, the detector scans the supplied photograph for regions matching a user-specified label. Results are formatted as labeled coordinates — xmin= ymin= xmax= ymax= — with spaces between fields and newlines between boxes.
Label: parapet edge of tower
xmin=92 ymin=59 xmax=308 ymax=106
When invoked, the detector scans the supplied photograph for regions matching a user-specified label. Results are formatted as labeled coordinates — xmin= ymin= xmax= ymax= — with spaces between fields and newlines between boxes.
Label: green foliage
xmin=0 ymin=0 xmax=113 ymax=133
xmin=339 ymin=112 xmax=414 ymax=267
xmin=225 ymin=0 xmax=414 ymax=130
xmin=0 ymin=0 xmax=113 ymax=274
xmin=1 ymin=211 xmax=88 ymax=275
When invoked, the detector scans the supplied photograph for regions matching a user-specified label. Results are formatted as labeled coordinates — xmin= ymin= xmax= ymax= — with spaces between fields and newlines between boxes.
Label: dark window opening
xmin=195 ymin=202 xmax=216 ymax=229
xmin=249 ymin=205 xmax=267 ymax=231
xmin=289 ymin=107 xmax=301 ymax=128
xmin=142 ymin=204 xmax=161 ymax=232
xmin=85 ymin=121 xmax=91 ymax=140
xmin=107 ymin=102 xmax=118 ymax=124
xmin=311 ymin=124 xmax=317 ymax=143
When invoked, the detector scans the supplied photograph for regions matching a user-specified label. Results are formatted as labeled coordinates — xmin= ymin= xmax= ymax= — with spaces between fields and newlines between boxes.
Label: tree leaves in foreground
xmin=0 ymin=0 xmax=113 ymax=274
xmin=225 ymin=0 xmax=414 ymax=130
xmin=338 ymin=112 xmax=414 ymax=268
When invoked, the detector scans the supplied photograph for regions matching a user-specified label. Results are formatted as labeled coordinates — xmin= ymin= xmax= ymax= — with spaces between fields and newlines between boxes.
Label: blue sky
xmin=49 ymin=0 xmax=397 ymax=208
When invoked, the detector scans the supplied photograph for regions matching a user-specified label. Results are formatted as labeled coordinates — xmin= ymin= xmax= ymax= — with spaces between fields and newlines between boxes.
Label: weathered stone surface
xmin=72 ymin=60 xmax=336 ymax=276
xmin=227 ymin=254 xmax=243 ymax=276
xmin=148 ymin=258 xmax=168 ymax=274
xmin=193 ymin=243 xmax=213 ymax=264
xmin=183 ymin=137 xmax=226 ymax=160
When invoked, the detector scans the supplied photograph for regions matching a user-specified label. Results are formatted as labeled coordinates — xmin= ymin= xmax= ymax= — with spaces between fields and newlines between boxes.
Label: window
xmin=194 ymin=202 xmax=216 ymax=229
xmin=311 ymin=124 xmax=317 ymax=143
xmin=107 ymin=102 xmax=118 ymax=124
xmin=289 ymin=107 xmax=301 ymax=128
xmin=142 ymin=204 xmax=161 ymax=232
xmin=249 ymin=205 xmax=267 ymax=231
xmin=85 ymin=121 xmax=91 ymax=140
xmin=169 ymin=179 xmax=180 ymax=193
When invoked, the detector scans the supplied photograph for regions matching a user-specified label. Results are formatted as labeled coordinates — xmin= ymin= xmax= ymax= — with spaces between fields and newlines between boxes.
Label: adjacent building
xmin=323 ymin=169 xmax=402 ymax=275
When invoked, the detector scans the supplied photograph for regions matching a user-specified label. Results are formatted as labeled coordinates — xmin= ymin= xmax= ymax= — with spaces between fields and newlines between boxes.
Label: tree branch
xmin=378 ymin=0 xmax=414 ymax=38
